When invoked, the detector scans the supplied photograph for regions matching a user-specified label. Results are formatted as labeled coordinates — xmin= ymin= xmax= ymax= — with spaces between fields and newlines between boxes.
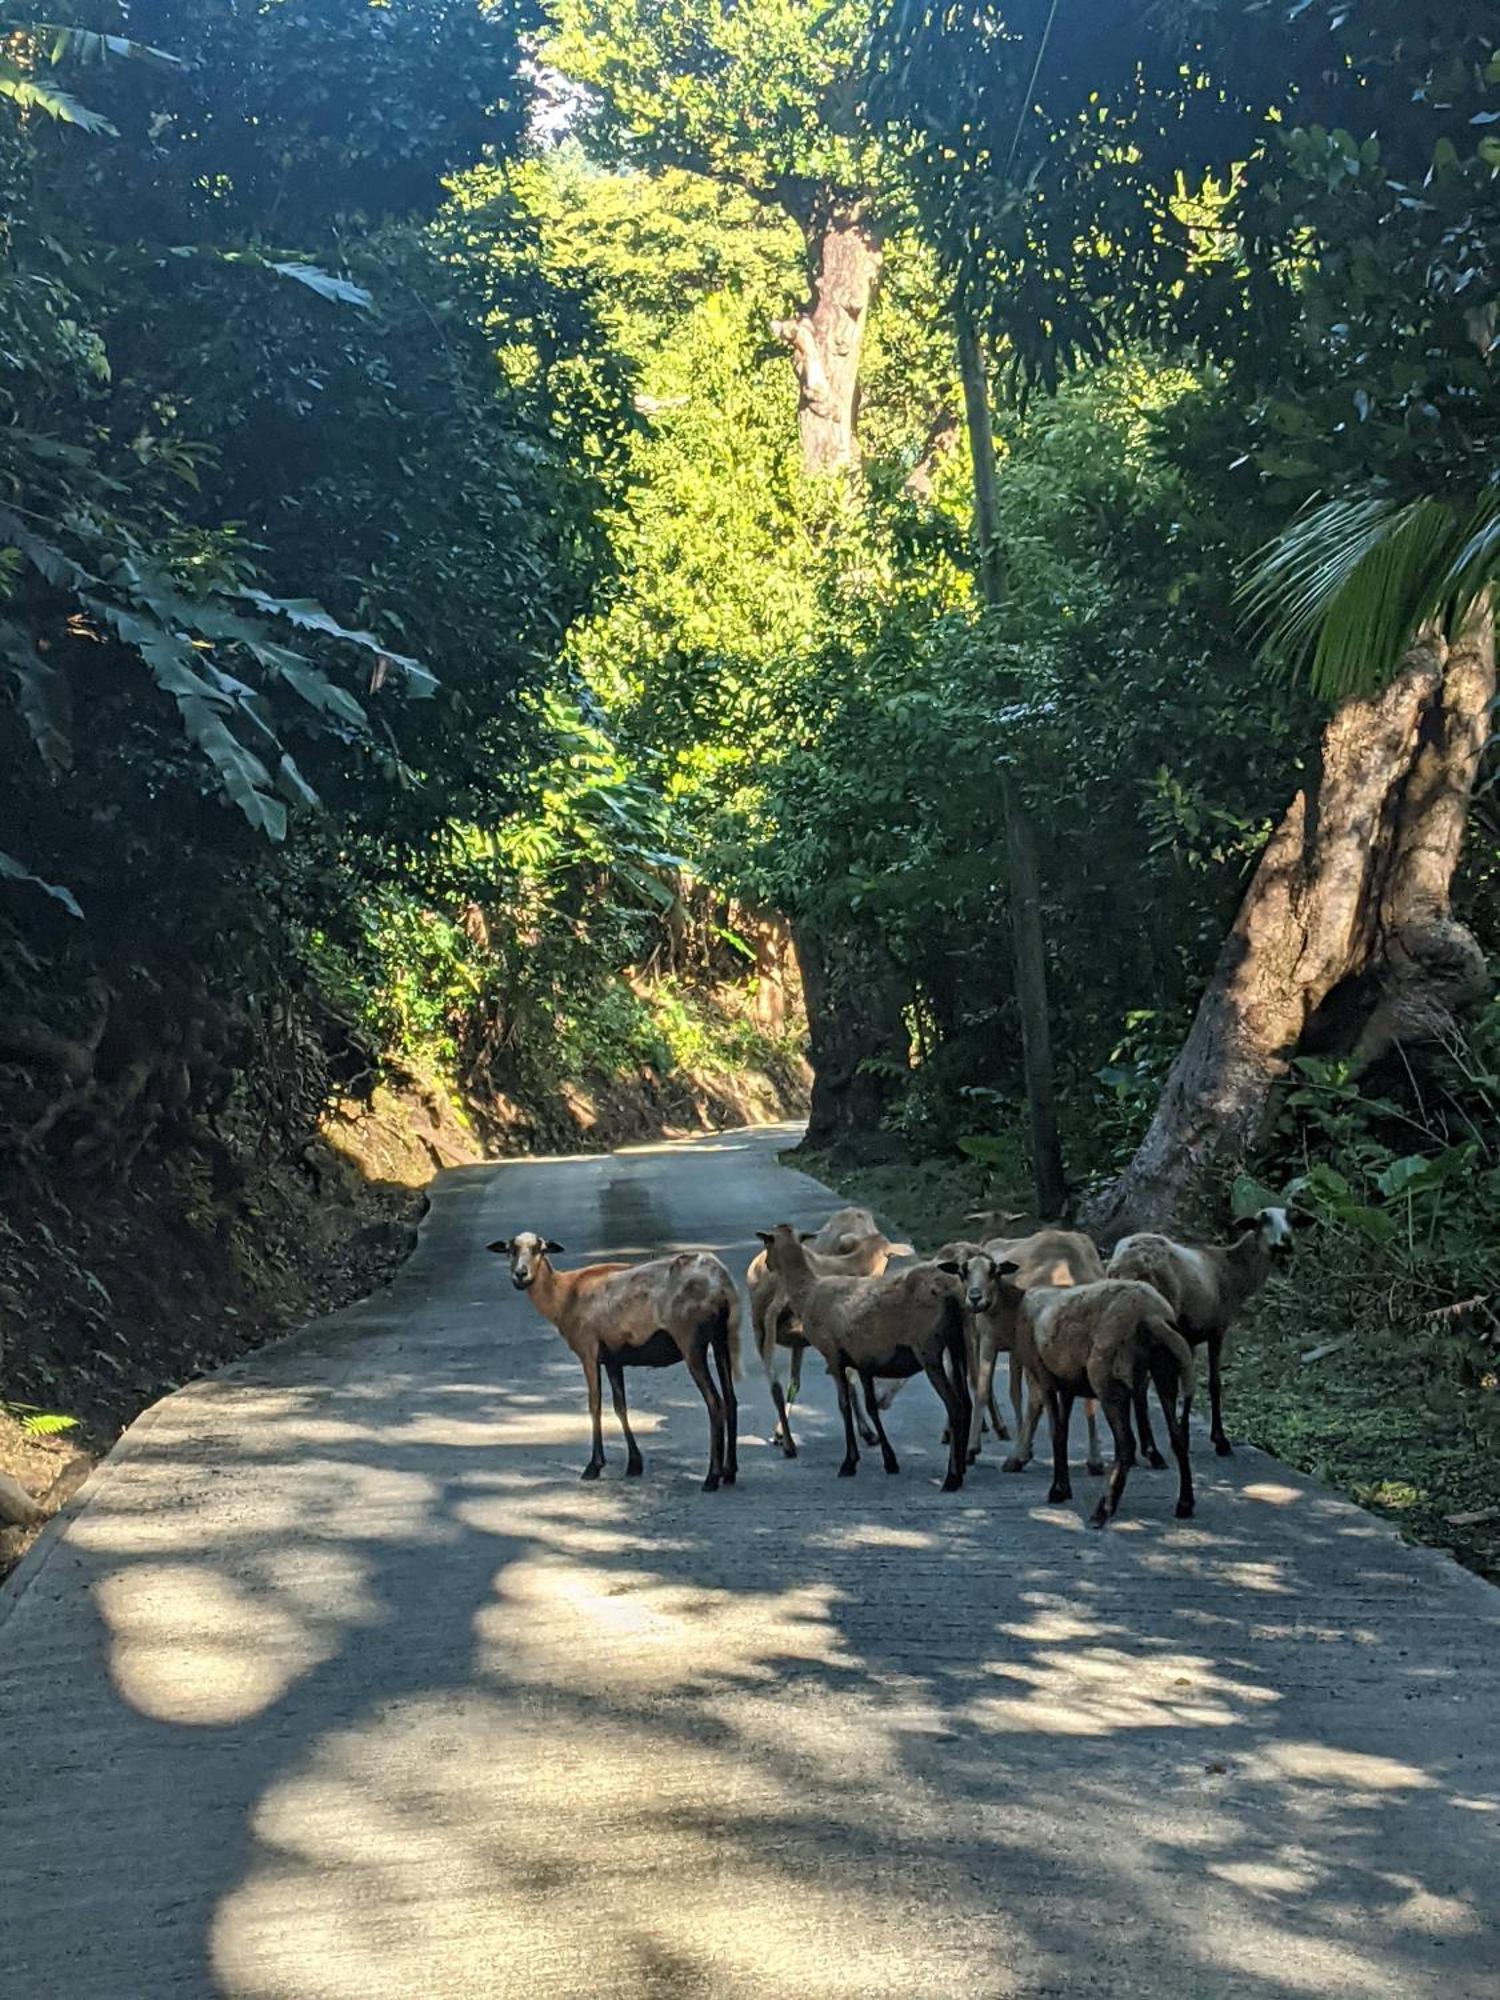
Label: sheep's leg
xmin=1131 ymin=1375 xmax=1167 ymax=1469
xmin=1208 ymin=1333 xmax=1232 ymax=1455
xmin=852 ymin=1369 xmax=881 ymax=1447
xmin=924 ymin=1334 xmax=970 ymax=1492
xmin=711 ymin=1319 xmax=738 ymax=1485
xmin=967 ymin=1345 xmax=996 ymax=1464
xmin=760 ymin=1324 xmax=798 ymax=1457
xmin=833 ymin=1355 xmax=861 ymax=1478
xmin=1008 ymin=1354 xmax=1026 ymax=1438
xmin=859 ymin=1368 xmax=901 ymax=1475
xmin=1004 ymin=1373 xmax=1047 ymax=1473
xmin=786 ymin=1322 xmax=805 ymax=1404
xmin=580 ymin=1351 xmax=606 ymax=1481
xmin=1089 ymin=1383 xmax=1136 ymax=1529
xmin=1151 ymin=1349 xmax=1195 ymax=1520
xmin=603 ymin=1357 xmax=643 ymax=1478
xmin=1047 ymin=1389 xmax=1075 ymax=1506
xmin=987 ymin=1383 xmax=1010 ymax=1442
xmin=684 ymin=1339 xmax=726 ymax=1493
xmin=1083 ymin=1397 xmax=1105 ymax=1476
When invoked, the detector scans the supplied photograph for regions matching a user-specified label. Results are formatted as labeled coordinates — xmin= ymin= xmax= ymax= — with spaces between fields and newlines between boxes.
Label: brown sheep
xmin=757 ymin=1224 xmax=972 ymax=1489
xmin=1106 ymin=1207 xmax=1295 ymax=1457
xmin=488 ymin=1232 xmax=740 ymax=1491
xmin=748 ymin=1225 xmax=915 ymax=1457
xmin=963 ymin=1227 xmax=1106 ymax=1469
xmin=951 ymin=1255 xmax=1196 ymax=1527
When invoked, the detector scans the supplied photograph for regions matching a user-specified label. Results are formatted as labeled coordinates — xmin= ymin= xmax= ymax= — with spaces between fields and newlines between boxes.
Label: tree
xmin=547 ymin=0 xmax=885 ymax=471
xmin=1089 ymin=10 xmax=1500 ymax=1232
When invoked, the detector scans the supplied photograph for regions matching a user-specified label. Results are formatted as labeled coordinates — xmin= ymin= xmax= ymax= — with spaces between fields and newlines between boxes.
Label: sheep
xmin=959 ymin=1227 xmax=1107 ymax=1470
xmin=748 ymin=1222 xmax=915 ymax=1456
xmin=953 ymin=1253 xmax=1196 ymax=1528
xmin=487 ymin=1232 xmax=741 ymax=1491
xmin=757 ymin=1223 xmax=972 ymax=1489
xmin=1106 ymin=1206 xmax=1295 ymax=1458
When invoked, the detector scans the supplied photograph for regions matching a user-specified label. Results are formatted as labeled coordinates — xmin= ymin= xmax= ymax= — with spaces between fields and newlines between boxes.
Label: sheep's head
xmin=756 ymin=1222 xmax=812 ymax=1277
xmin=1231 ymin=1206 xmax=1296 ymax=1264
xmin=487 ymin=1230 xmax=564 ymax=1290
xmin=940 ymin=1250 xmax=1020 ymax=1314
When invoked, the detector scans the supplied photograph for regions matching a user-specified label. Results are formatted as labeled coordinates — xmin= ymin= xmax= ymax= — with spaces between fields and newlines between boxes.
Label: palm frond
xmin=0 ymin=61 xmax=117 ymax=134
xmin=1240 ymin=491 xmax=1500 ymax=700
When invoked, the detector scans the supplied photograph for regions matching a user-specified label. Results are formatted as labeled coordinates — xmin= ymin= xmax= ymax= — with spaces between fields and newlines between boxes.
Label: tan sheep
xmin=961 ymin=1227 xmax=1106 ymax=1469
xmin=1106 ymin=1206 xmax=1295 ymax=1457
xmin=748 ymin=1224 xmax=915 ymax=1457
xmin=757 ymin=1223 xmax=972 ymax=1489
xmin=488 ymin=1232 xmax=741 ymax=1491
xmin=955 ymin=1254 xmax=1196 ymax=1528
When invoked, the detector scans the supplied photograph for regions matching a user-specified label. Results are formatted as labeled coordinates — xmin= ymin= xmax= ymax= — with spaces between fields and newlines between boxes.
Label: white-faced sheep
xmin=488 ymin=1232 xmax=741 ymax=1491
xmin=1106 ymin=1207 xmax=1295 ymax=1457
xmin=952 ymin=1254 xmax=1196 ymax=1528
xmin=748 ymin=1222 xmax=914 ymax=1456
xmin=757 ymin=1223 xmax=972 ymax=1489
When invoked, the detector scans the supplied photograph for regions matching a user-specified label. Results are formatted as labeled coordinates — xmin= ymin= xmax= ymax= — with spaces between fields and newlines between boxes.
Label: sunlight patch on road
xmin=211 ymin=1691 xmax=1014 ymax=2000
xmin=476 ymin=1553 xmax=850 ymax=1692
xmin=96 ymin=1549 xmax=378 ymax=1724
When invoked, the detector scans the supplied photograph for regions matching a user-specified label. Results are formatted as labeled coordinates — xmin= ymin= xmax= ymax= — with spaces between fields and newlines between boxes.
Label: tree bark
xmin=957 ymin=314 xmax=1068 ymax=1219
xmin=793 ymin=914 xmax=909 ymax=1160
xmin=773 ymin=206 xmax=881 ymax=474
xmin=1085 ymin=602 xmax=1495 ymax=1242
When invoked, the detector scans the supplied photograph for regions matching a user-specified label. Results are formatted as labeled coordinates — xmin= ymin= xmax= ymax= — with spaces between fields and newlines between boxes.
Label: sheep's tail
xmin=1147 ymin=1313 xmax=1195 ymax=1413
xmin=723 ymin=1292 xmax=743 ymax=1381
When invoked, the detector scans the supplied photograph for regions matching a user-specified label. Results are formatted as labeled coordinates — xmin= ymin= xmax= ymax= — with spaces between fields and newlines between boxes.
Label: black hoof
xmin=626 ymin=1459 xmax=643 ymax=1478
xmin=1002 ymin=1456 xmax=1026 ymax=1474
xmin=580 ymin=1463 xmax=603 ymax=1482
xmin=1047 ymin=1484 xmax=1071 ymax=1506
xmin=966 ymin=1450 xmax=979 ymax=1466
xmin=780 ymin=1440 xmax=797 ymax=1460
xmin=1088 ymin=1510 xmax=1109 ymax=1530
xmin=882 ymin=1459 xmax=900 ymax=1477
xmin=721 ymin=1469 xmax=737 ymax=1486
xmin=838 ymin=1461 xmax=857 ymax=1478
xmin=1214 ymin=1437 xmax=1234 ymax=1457
xmin=1145 ymin=1449 xmax=1167 ymax=1470
xmin=703 ymin=1472 xmax=721 ymax=1492
xmin=942 ymin=1472 xmax=963 ymax=1492
xmin=1175 ymin=1500 xmax=1195 ymax=1518
xmin=1086 ymin=1458 xmax=1105 ymax=1476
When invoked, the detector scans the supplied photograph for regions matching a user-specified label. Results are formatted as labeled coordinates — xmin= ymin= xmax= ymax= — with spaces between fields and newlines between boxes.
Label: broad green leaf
xmin=0 ymin=617 xmax=72 ymax=773
xmin=0 ymin=850 xmax=82 ymax=918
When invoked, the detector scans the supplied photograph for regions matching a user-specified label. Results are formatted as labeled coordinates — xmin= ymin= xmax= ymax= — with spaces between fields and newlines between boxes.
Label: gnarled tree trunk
xmin=794 ymin=914 xmax=909 ymax=1160
xmin=773 ymin=205 xmax=881 ymax=474
xmin=1085 ymin=603 xmax=1494 ymax=1242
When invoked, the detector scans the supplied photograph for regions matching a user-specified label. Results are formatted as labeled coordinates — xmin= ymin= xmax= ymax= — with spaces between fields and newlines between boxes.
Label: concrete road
xmin=3 ymin=1126 xmax=1498 ymax=1999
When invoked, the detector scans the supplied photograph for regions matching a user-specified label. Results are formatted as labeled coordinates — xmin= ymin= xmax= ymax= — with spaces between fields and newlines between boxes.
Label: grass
xmin=791 ymin=1146 xmax=1500 ymax=1586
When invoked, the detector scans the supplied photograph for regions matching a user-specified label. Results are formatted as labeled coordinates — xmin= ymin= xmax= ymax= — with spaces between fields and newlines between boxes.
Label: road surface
xmin=2 ymin=1125 xmax=1498 ymax=1998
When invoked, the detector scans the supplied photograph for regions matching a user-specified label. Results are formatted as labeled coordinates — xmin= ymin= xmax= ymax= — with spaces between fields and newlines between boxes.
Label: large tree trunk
xmin=773 ymin=205 xmax=881 ymax=474
xmin=1085 ymin=605 xmax=1494 ymax=1242
xmin=957 ymin=314 xmax=1068 ymax=1219
xmin=793 ymin=914 xmax=909 ymax=1159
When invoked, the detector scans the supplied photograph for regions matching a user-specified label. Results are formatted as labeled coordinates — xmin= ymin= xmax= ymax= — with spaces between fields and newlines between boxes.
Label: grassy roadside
xmin=789 ymin=1145 xmax=1500 ymax=1586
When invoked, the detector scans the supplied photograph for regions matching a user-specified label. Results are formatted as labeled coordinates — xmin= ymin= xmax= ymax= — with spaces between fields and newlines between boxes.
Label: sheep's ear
xmin=756 ymin=1230 xmax=776 ymax=1246
xmin=486 ymin=1240 xmax=511 ymax=1256
xmin=996 ymin=1258 xmax=1021 ymax=1278
xmin=889 ymin=1242 xmax=916 ymax=1259
xmin=1230 ymin=1214 xmax=1259 ymax=1236
xmin=543 ymin=1239 xmax=565 ymax=1255
xmin=935 ymin=1258 xmax=962 ymax=1276
xmin=798 ymin=1229 xmax=818 ymax=1242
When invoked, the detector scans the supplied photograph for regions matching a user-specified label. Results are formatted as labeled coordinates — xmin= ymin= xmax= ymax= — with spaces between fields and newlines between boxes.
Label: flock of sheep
xmin=487 ymin=1198 xmax=1296 ymax=1529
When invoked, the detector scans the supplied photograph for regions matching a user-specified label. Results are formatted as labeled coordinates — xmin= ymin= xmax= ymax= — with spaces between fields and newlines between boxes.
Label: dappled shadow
xmin=2 ymin=1129 xmax=1497 ymax=1998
